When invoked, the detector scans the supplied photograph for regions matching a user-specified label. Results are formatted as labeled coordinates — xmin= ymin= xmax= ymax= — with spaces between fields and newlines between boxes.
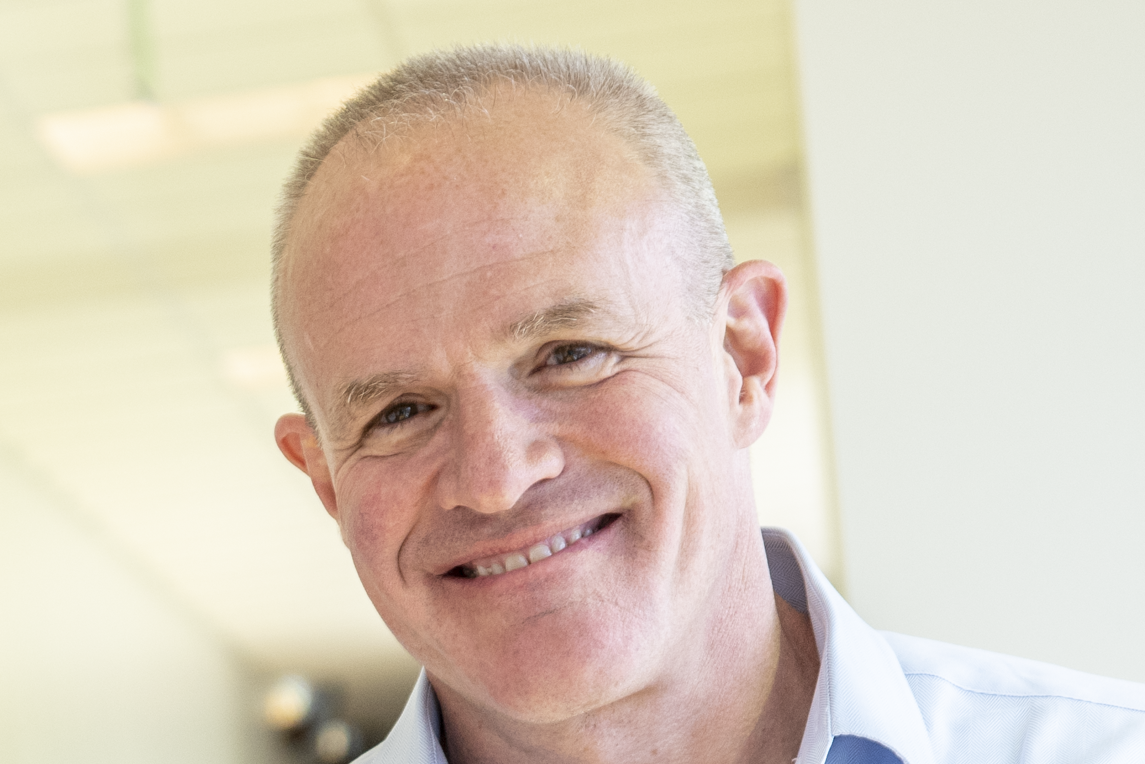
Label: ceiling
xmin=0 ymin=0 xmax=833 ymax=694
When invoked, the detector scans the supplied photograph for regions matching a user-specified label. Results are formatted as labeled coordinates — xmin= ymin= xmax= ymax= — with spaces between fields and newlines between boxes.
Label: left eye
xmin=545 ymin=344 xmax=595 ymax=366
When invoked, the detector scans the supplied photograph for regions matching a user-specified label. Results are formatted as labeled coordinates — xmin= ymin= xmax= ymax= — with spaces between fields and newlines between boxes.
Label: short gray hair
xmin=272 ymin=44 xmax=734 ymax=421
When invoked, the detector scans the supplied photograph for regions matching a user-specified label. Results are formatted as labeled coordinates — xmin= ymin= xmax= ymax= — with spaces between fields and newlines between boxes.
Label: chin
xmin=435 ymin=620 xmax=663 ymax=724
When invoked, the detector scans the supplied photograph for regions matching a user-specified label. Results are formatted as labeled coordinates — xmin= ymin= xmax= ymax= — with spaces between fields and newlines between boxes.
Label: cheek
xmin=558 ymin=368 xmax=739 ymax=563
xmin=575 ymin=364 xmax=724 ymax=453
xmin=556 ymin=369 xmax=717 ymax=509
xmin=335 ymin=459 xmax=430 ymax=580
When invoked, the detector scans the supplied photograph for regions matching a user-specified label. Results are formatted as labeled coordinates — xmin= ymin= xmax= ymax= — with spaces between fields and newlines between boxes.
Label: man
xmin=271 ymin=46 xmax=1145 ymax=764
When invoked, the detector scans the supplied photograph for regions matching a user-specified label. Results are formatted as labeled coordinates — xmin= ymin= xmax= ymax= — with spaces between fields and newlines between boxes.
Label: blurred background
xmin=0 ymin=0 xmax=1141 ymax=761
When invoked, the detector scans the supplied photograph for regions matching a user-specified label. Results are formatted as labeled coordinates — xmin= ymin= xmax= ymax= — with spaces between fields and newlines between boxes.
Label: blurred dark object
xmin=263 ymin=674 xmax=366 ymax=763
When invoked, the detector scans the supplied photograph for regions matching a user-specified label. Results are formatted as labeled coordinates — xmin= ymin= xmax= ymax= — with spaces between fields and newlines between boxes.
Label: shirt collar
xmin=374 ymin=529 xmax=937 ymax=764
xmin=763 ymin=528 xmax=936 ymax=764
xmin=368 ymin=668 xmax=447 ymax=764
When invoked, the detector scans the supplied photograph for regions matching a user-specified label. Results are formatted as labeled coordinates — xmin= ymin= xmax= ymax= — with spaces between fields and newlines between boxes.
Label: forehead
xmin=292 ymin=92 xmax=654 ymax=248
xmin=279 ymin=91 xmax=688 ymax=414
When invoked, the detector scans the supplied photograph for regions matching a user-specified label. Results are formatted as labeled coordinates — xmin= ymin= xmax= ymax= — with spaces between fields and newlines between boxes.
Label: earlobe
xmin=717 ymin=260 xmax=788 ymax=448
xmin=275 ymin=413 xmax=341 ymax=522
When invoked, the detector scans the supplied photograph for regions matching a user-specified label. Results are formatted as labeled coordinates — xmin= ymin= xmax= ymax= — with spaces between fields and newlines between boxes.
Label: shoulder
xmin=884 ymin=631 xmax=1145 ymax=710
xmin=882 ymin=631 xmax=1145 ymax=764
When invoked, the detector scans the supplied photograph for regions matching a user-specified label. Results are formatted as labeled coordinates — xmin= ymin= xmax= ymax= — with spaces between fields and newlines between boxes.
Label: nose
xmin=434 ymin=380 xmax=564 ymax=515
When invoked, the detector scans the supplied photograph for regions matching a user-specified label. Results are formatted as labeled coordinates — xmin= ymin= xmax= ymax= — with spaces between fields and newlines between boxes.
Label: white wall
xmin=793 ymin=1 xmax=1145 ymax=681
xmin=0 ymin=456 xmax=274 ymax=763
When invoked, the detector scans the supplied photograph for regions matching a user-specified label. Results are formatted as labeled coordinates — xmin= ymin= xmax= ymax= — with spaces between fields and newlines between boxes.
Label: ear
xmin=275 ymin=413 xmax=341 ymax=523
xmin=715 ymin=259 xmax=787 ymax=448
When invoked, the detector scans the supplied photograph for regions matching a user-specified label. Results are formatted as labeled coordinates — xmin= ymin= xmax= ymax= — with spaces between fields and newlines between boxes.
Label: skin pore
xmin=273 ymin=88 xmax=819 ymax=763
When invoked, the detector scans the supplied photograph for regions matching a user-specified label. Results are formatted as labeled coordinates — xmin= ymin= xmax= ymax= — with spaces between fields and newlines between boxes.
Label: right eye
xmin=378 ymin=401 xmax=434 ymax=427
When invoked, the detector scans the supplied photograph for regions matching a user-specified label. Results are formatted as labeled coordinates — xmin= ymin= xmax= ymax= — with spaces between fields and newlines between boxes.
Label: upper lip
xmin=431 ymin=512 xmax=617 ymax=576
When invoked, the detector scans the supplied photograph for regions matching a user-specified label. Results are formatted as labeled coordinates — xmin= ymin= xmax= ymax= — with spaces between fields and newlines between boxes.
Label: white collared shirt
xmin=356 ymin=528 xmax=1145 ymax=763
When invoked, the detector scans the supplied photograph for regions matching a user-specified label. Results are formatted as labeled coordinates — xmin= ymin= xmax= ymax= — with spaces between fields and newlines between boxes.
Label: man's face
xmin=278 ymin=97 xmax=757 ymax=721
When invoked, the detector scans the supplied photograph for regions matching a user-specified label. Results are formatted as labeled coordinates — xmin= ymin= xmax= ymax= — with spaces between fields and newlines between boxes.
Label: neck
xmin=434 ymin=533 xmax=821 ymax=764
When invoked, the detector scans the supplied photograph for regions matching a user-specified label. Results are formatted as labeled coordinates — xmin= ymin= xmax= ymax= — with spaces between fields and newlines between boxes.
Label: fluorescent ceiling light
xmin=37 ymin=74 xmax=374 ymax=174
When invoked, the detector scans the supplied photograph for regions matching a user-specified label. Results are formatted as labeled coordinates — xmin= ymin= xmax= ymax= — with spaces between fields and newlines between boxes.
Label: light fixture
xmin=36 ymin=73 xmax=374 ymax=174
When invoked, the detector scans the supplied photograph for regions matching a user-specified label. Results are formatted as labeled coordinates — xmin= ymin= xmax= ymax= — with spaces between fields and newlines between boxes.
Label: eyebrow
xmin=504 ymin=297 xmax=602 ymax=343
xmin=340 ymin=371 xmax=418 ymax=411
xmin=329 ymin=297 xmax=607 ymax=436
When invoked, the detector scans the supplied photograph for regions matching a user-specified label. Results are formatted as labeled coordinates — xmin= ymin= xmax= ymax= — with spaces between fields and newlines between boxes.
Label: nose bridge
xmin=437 ymin=375 xmax=563 ymax=514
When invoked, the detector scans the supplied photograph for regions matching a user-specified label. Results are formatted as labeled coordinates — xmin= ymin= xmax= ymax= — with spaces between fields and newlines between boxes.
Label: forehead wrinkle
xmin=316 ymin=246 xmax=565 ymax=341
xmin=296 ymin=204 xmax=538 ymax=314
xmin=299 ymin=230 xmax=456 ymax=325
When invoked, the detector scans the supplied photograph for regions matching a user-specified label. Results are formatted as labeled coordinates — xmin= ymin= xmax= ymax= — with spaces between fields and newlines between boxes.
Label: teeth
xmin=466 ymin=518 xmax=605 ymax=578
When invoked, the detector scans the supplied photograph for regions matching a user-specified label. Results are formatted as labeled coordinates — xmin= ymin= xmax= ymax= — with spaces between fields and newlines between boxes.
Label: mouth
xmin=448 ymin=514 xmax=620 ymax=579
